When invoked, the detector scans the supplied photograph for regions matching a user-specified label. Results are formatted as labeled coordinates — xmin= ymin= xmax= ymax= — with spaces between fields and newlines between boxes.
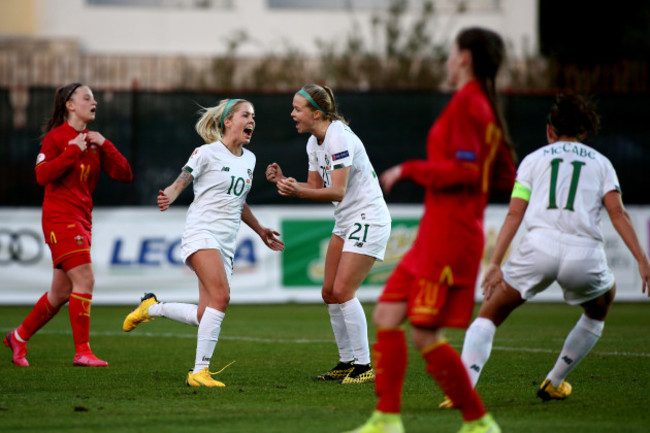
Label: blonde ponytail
xmin=195 ymin=99 xmax=249 ymax=143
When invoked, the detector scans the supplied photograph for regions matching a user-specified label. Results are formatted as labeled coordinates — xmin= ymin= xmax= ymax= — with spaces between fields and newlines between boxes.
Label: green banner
xmin=281 ymin=218 xmax=420 ymax=287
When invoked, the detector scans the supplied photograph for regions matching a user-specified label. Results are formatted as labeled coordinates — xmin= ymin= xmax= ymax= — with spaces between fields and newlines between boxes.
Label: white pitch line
xmin=2 ymin=328 xmax=649 ymax=357
xmin=491 ymin=345 xmax=650 ymax=358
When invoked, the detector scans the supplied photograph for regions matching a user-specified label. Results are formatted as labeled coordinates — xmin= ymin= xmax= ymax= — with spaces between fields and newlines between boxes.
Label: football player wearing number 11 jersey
xmin=451 ymin=94 xmax=650 ymax=409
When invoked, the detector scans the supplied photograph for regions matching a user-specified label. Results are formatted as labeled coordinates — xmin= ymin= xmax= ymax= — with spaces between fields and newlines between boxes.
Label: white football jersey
xmin=181 ymin=141 xmax=255 ymax=261
xmin=306 ymin=121 xmax=390 ymax=227
xmin=516 ymin=141 xmax=619 ymax=242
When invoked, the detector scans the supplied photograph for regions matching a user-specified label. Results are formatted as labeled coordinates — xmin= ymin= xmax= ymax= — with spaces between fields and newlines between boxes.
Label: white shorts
xmin=180 ymin=236 xmax=233 ymax=284
xmin=332 ymin=220 xmax=391 ymax=261
xmin=502 ymin=229 xmax=615 ymax=305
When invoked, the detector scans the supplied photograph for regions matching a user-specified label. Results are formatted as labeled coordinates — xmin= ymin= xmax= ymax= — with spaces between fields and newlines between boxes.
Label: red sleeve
xmin=400 ymin=159 xmax=479 ymax=190
xmin=100 ymin=139 xmax=133 ymax=183
xmin=35 ymin=134 xmax=82 ymax=186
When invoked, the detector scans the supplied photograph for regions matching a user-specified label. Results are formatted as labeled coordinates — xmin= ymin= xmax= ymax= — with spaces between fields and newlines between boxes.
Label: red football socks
xmin=69 ymin=293 xmax=93 ymax=354
xmin=422 ymin=340 xmax=486 ymax=421
xmin=16 ymin=292 xmax=60 ymax=341
xmin=374 ymin=328 xmax=408 ymax=413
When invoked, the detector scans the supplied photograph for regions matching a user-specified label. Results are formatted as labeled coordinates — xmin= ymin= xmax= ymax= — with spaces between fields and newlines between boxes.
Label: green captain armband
xmin=511 ymin=181 xmax=531 ymax=201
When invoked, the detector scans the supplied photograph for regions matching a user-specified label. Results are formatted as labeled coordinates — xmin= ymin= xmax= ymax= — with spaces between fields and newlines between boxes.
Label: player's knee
xmin=372 ymin=304 xmax=402 ymax=329
xmin=583 ymin=286 xmax=615 ymax=320
xmin=321 ymin=285 xmax=336 ymax=304
xmin=330 ymin=286 xmax=354 ymax=304
xmin=372 ymin=311 xmax=389 ymax=328
xmin=215 ymin=291 xmax=230 ymax=308
xmin=411 ymin=326 xmax=444 ymax=351
xmin=49 ymin=289 xmax=72 ymax=307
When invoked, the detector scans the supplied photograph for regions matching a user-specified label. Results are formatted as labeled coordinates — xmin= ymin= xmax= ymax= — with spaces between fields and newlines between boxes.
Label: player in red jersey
xmin=345 ymin=28 xmax=516 ymax=433
xmin=4 ymin=83 xmax=133 ymax=367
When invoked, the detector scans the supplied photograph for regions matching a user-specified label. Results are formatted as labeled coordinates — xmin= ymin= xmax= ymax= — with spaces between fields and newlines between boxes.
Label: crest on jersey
xmin=247 ymin=169 xmax=253 ymax=179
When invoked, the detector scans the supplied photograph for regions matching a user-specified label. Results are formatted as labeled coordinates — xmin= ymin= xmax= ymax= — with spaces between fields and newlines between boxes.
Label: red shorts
xmin=45 ymin=223 xmax=92 ymax=272
xmin=379 ymin=262 xmax=475 ymax=329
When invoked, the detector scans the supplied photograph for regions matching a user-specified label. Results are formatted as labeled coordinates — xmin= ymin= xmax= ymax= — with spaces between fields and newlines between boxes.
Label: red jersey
xmin=398 ymin=80 xmax=515 ymax=285
xmin=35 ymin=122 xmax=133 ymax=242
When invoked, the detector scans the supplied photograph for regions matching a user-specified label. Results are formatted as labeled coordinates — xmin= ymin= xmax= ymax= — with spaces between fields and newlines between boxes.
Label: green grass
xmin=0 ymin=302 xmax=648 ymax=432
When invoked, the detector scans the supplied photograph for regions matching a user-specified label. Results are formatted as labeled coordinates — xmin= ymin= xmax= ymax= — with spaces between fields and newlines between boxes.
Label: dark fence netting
xmin=1 ymin=88 xmax=648 ymax=208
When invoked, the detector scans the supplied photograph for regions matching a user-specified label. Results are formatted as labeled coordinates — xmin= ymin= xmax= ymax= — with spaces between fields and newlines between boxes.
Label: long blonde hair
xmin=195 ymin=98 xmax=250 ymax=143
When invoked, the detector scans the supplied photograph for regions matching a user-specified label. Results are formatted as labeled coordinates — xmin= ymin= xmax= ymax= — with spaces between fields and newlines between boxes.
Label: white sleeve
xmin=601 ymin=156 xmax=621 ymax=196
xmin=307 ymin=140 xmax=319 ymax=172
xmin=327 ymin=125 xmax=353 ymax=169
xmin=515 ymin=153 xmax=534 ymax=190
xmin=183 ymin=147 xmax=204 ymax=178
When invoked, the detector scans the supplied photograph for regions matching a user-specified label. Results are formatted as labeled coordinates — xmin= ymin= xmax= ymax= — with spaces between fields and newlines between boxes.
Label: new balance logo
xmin=470 ymin=364 xmax=481 ymax=373
xmin=355 ymin=242 xmax=364 ymax=248
xmin=202 ymin=356 xmax=211 ymax=362
xmin=221 ymin=166 xmax=230 ymax=172
xmin=561 ymin=356 xmax=573 ymax=365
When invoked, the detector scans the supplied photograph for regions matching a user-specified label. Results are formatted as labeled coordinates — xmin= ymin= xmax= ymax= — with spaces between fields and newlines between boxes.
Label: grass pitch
xmin=0 ymin=302 xmax=648 ymax=433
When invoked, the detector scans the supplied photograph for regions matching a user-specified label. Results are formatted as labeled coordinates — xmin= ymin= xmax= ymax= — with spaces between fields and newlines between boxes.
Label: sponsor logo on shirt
xmin=332 ymin=150 xmax=349 ymax=161
xmin=456 ymin=150 xmax=477 ymax=161
xmin=222 ymin=166 xmax=230 ymax=172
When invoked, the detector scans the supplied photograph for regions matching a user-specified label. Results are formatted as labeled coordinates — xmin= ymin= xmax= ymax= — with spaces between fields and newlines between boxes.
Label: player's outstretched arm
xmin=604 ymin=190 xmax=650 ymax=295
xmin=241 ymin=203 xmax=285 ymax=251
xmin=158 ymin=170 xmax=193 ymax=211
xmin=481 ymin=197 xmax=527 ymax=300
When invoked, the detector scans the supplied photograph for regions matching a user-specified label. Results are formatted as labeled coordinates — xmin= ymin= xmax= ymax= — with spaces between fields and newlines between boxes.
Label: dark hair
xmin=547 ymin=94 xmax=600 ymax=140
xmin=42 ymin=82 xmax=83 ymax=136
xmin=456 ymin=27 xmax=515 ymax=161
xmin=299 ymin=84 xmax=349 ymax=125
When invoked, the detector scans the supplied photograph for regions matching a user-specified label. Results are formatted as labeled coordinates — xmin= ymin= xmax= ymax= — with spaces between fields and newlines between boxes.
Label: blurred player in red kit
xmin=4 ymin=82 xmax=133 ymax=367
xmin=345 ymin=27 xmax=516 ymax=433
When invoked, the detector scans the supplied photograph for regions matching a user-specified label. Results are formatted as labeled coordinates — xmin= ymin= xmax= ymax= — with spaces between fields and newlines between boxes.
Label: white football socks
xmin=193 ymin=306 xmax=225 ymax=373
xmin=461 ymin=317 xmax=497 ymax=388
xmin=547 ymin=314 xmax=604 ymax=386
xmin=340 ymin=298 xmax=371 ymax=365
xmin=148 ymin=302 xmax=199 ymax=327
xmin=328 ymin=303 xmax=354 ymax=363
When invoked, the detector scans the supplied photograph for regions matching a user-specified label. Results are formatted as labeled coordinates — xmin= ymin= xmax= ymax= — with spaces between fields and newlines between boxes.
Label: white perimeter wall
xmin=28 ymin=0 xmax=538 ymax=58
xmin=1 ymin=204 xmax=647 ymax=305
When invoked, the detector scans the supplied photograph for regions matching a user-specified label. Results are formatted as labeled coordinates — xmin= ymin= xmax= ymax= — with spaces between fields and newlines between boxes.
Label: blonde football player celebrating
xmin=123 ymin=99 xmax=284 ymax=387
